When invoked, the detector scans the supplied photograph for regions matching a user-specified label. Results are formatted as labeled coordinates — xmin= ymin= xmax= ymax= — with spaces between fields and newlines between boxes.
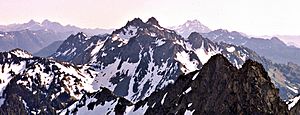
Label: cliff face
xmin=134 ymin=54 xmax=288 ymax=114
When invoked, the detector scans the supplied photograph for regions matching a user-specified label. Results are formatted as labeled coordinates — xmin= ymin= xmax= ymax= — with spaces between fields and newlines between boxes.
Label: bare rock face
xmin=134 ymin=54 xmax=288 ymax=114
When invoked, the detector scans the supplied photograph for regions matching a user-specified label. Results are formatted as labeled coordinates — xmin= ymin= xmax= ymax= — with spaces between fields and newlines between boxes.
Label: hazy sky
xmin=0 ymin=0 xmax=299 ymax=36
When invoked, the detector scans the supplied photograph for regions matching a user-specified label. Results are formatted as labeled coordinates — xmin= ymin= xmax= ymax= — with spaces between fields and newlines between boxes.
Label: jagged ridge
xmin=63 ymin=54 xmax=289 ymax=114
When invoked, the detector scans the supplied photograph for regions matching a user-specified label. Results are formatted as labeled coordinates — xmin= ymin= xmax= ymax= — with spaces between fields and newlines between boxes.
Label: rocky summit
xmin=132 ymin=54 xmax=288 ymax=114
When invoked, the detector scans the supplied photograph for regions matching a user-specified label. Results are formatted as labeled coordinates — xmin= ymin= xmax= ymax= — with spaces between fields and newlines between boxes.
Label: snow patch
xmin=61 ymin=47 xmax=77 ymax=56
xmin=175 ymin=51 xmax=198 ymax=74
xmin=161 ymin=93 xmax=168 ymax=105
xmin=192 ymin=72 xmax=199 ymax=80
xmin=188 ymin=103 xmax=192 ymax=107
xmin=226 ymin=46 xmax=235 ymax=53
xmin=112 ymin=35 xmax=118 ymax=41
xmin=118 ymin=25 xmax=138 ymax=40
xmin=287 ymin=95 xmax=300 ymax=110
xmin=184 ymin=109 xmax=195 ymax=115
xmin=184 ymin=87 xmax=192 ymax=94
xmin=11 ymin=50 xmax=33 ymax=58
xmin=193 ymin=41 xmax=220 ymax=65
xmin=0 ymin=61 xmax=27 ymax=96
xmin=155 ymin=39 xmax=165 ymax=46
xmin=90 ymin=40 xmax=106 ymax=56
xmin=228 ymin=36 xmax=235 ymax=39
xmin=287 ymin=85 xmax=298 ymax=94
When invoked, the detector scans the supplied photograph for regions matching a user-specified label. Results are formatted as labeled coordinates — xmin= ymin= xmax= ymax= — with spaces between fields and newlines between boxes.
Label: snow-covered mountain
xmin=62 ymin=54 xmax=290 ymax=114
xmin=170 ymin=19 xmax=211 ymax=38
xmin=52 ymin=17 xmax=300 ymax=101
xmin=52 ymin=17 xmax=265 ymax=102
xmin=0 ymin=49 xmax=296 ymax=114
xmin=0 ymin=49 xmax=96 ymax=114
xmin=0 ymin=19 xmax=113 ymax=36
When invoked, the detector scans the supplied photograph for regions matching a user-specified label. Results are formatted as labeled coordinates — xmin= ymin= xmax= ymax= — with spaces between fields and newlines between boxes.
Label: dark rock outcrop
xmin=134 ymin=54 xmax=288 ymax=114
xmin=146 ymin=17 xmax=160 ymax=26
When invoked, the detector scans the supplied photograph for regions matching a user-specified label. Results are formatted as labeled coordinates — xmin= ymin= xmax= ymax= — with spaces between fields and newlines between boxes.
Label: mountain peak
xmin=270 ymin=37 xmax=286 ymax=46
xmin=204 ymin=54 xmax=233 ymax=68
xmin=122 ymin=18 xmax=144 ymax=28
xmin=270 ymin=37 xmax=281 ymax=41
xmin=146 ymin=17 xmax=160 ymax=26
xmin=186 ymin=19 xmax=201 ymax=24
xmin=171 ymin=19 xmax=211 ymax=38
xmin=75 ymin=32 xmax=87 ymax=38
xmin=9 ymin=48 xmax=33 ymax=58
xmin=129 ymin=54 xmax=288 ymax=114
xmin=27 ymin=19 xmax=39 ymax=25
xmin=41 ymin=19 xmax=52 ymax=25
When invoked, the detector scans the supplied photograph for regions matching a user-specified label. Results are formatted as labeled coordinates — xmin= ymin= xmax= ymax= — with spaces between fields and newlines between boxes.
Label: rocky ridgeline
xmin=65 ymin=54 xmax=292 ymax=114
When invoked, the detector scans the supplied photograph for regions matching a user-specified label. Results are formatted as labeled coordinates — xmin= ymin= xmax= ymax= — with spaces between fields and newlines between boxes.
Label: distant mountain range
xmin=0 ymin=20 xmax=113 ymax=54
xmin=201 ymin=29 xmax=300 ymax=65
xmin=0 ymin=19 xmax=113 ymax=35
xmin=259 ymin=35 xmax=300 ymax=48
xmin=0 ymin=29 xmax=69 ymax=53
xmin=171 ymin=20 xmax=300 ymax=65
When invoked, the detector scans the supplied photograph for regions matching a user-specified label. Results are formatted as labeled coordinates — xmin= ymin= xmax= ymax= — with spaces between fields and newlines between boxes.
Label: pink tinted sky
xmin=0 ymin=0 xmax=299 ymax=36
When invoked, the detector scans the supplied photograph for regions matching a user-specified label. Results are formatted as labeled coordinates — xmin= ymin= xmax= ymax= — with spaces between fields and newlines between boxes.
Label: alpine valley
xmin=0 ymin=17 xmax=300 ymax=114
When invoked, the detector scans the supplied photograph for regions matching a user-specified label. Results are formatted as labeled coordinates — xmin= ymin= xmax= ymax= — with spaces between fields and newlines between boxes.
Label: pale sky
xmin=0 ymin=0 xmax=299 ymax=36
